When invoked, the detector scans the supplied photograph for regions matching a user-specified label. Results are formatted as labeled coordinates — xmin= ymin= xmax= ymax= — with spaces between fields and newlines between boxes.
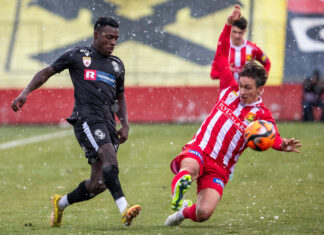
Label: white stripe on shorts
xmin=82 ymin=121 xmax=99 ymax=151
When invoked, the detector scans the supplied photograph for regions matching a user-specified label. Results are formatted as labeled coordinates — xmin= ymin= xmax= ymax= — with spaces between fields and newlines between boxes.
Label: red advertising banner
xmin=288 ymin=0 xmax=324 ymax=14
xmin=0 ymin=85 xmax=303 ymax=124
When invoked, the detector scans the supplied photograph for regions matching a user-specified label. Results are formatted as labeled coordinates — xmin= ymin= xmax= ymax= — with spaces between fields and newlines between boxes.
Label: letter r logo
xmin=84 ymin=69 xmax=97 ymax=80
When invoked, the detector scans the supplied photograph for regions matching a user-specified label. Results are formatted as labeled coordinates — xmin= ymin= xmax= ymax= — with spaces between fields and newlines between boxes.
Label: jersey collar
xmin=91 ymin=44 xmax=110 ymax=58
xmin=230 ymin=39 xmax=247 ymax=50
xmin=240 ymin=96 xmax=263 ymax=107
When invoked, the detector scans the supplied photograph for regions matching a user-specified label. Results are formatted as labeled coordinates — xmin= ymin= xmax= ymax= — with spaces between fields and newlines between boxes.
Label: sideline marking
xmin=0 ymin=130 xmax=73 ymax=150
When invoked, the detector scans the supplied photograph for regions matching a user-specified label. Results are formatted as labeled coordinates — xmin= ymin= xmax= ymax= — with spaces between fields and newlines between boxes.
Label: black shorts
xmin=73 ymin=120 xmax=119 ymax=164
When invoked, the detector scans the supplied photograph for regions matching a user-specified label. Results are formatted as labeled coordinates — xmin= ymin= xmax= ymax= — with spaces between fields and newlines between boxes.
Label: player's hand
xmin=281 ymin=137 xmax=302 ymax=153
xmin=11 ymin=91 xmax=28 ymax=112
xmin=117 ymin=124 xmax=129 ymax=144
xmin=227 ymin=4 xmax=241 ymax=25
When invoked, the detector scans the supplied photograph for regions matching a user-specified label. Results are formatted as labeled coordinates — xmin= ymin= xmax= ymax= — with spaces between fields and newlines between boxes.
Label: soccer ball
xmin=244 ymin=120 xmax=276 ymax=151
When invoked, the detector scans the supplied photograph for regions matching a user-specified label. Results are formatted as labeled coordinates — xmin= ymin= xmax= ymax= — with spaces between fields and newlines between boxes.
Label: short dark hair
xmin=239 ymin=61 xmax=268 ymax=87
xmin=94 ymin=17 xmax=119 ymax=31
xmin=312 ymin=69 xmax=320 ymax=78
xmin=232 ymin=17 xmax=247 ymax=30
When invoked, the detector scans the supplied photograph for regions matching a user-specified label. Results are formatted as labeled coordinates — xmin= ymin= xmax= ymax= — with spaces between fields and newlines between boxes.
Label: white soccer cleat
xmin=165 ymin=199 xmax=192 ymax=226
xmin=165 ymin=211 xmax=183 ymax=226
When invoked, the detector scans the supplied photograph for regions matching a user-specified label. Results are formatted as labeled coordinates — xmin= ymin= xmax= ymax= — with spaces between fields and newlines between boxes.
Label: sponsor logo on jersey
xmin=246 ymin=54 xmax=252 ymax=61
xmin=261 ymin=54 xmax=267 ymax=62
xmin=84 ymin=69 xmax=97 ymax=80
xmin=188 ymin=150 xmax=204 ymax=164
xmin=84 ymin=69 xmax=116 ymax=87
xmin=216 ymin=101 xmax=247 ymax=133
xmin=112 ymin=61 xmax=119 ymax=72
xmin=80 ymin=49 xmax=91 ymax=56
xmin=245 ymin=112 xmax=256 ymax=123
xmin=94 ymin=129 xmax=105 ymax=140
xmin=228 ymin=90 xmax=239 ymax=99
xmin=213 ymin=178 xmax=225 ymax=188
xmin=83 ymin=57 xmax=91 ymax=67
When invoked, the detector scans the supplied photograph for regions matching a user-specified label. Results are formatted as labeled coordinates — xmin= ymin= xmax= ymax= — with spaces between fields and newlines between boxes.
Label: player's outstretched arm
xmin=211 ymin=5 xmax=241 ymax=80
xmin=217 ymin=5 xmax=241 ymax=58
xmin=226 ymin=4 xmax=241 ymax=26
xmin=116 ymin=92 xmax=129 ymax=144
xmin=281 ymin=138 xmax=302 ymax=153
xmin=211 ymin=5 xmax=241 ymax=89
xmin=11 ymin=66 xmax=56 ymax=112
xmin=264 ymin=114 xmax=301 ymax=153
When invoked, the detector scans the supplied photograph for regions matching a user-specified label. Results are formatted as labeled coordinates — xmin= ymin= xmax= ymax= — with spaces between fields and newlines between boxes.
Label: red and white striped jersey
xmin=188 ymin=24 xmax=281 ymax=173
xmin=211 ymin=38 xmax=271 ymax=82
xmin=229 ymin=40 xmax=271 ymax=81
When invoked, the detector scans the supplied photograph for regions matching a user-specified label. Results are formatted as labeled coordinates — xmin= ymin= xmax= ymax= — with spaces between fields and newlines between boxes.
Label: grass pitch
xmin=0 ymin=122 xmax=323 ymax=234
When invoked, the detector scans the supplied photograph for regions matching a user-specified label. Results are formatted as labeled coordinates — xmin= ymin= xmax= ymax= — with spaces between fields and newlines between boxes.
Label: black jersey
xmin=51 ymin=45 xmax=125 ymax=125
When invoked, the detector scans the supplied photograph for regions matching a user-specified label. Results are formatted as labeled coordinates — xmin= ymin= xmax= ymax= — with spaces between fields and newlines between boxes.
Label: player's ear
xmin=94 ymin=30 xmax=98 ymax=40
xmin=257 ymin=86 xmax=264 ymax=96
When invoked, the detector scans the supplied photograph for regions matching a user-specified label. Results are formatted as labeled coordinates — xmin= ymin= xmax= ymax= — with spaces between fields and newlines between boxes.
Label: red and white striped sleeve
xmin=210 ymin=24 xmax=237 ymax=90
xmin=252 ymin=43 xmax=271 ymax=74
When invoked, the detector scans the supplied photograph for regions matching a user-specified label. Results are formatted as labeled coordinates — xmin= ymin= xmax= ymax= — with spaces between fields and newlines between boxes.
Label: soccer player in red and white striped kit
xmin=165 ymin=5 xmax=301 ymax=226
xmin=210 ymin=13 xmax=271 ymax=82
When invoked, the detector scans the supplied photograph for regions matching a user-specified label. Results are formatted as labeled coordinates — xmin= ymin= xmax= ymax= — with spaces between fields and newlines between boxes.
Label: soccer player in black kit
xmin=11 ymin=17 xmax=141 ymax=227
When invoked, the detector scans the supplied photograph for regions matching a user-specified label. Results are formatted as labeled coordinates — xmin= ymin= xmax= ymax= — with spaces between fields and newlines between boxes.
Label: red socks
xmin=182 ymin=204 xmax=197 ymax=221
xmin=171 ymin=170 xmax=190 ymax=195
xmin=171 ymin=170 xmax=197 ymax=222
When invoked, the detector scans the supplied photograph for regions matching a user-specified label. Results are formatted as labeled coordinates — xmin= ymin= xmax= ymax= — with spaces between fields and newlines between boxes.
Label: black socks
xmin=67 ymin=181 xmax=93 ymax=204
xmin=102 ymin=165 xmax=124 ymax=200
xmin=66 ymin=165 xmax=124 ymax=204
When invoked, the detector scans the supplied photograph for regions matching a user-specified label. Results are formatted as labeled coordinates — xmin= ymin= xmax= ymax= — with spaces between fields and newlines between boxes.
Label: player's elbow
xmin=210 ymin=58 xmax=226 ymax=79
xmin=210 ymin=70 xmax=219 ymax=80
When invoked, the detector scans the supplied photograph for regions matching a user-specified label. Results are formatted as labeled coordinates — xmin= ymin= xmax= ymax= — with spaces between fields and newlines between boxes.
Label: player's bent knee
xmin=180 ymin=158 xmax=200 ymax=179
xmin=196 ymin=209 xmax=213 ymax=222
xmin=196 ymin=202 xmax=215 ymax=222
xmin=88 ymin=181 xmax=106 ymax=194
xmin=95 ymin=184 xmax=106 ymax=194
xmin=186 ymin=167 xmax=199 ymax=180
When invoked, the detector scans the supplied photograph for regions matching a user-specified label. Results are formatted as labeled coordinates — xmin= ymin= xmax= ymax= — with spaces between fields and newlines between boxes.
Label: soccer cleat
xmin=121 ymin=205 xmax=141 ymax=226
xmin=50 ymin=194 xmax=64 ymax=227
xmin=165 ymin=199 xmax=192 ymax=226
xmin=171 ymin=174 xmax=192 ymax=211
xmin=182 ymin=199 xmax=192 ymax=208
xmin=165 ymin=211 xmax=182 ymax=226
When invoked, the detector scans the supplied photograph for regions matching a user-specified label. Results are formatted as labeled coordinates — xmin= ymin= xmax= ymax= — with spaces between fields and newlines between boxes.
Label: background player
xmin=165 ymin=5 xmax=301 ymax=226
xmin=210 ymin=16 xmax=271 ymax=82
xmin=11 ymin=17 xmax=141 ymax=227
